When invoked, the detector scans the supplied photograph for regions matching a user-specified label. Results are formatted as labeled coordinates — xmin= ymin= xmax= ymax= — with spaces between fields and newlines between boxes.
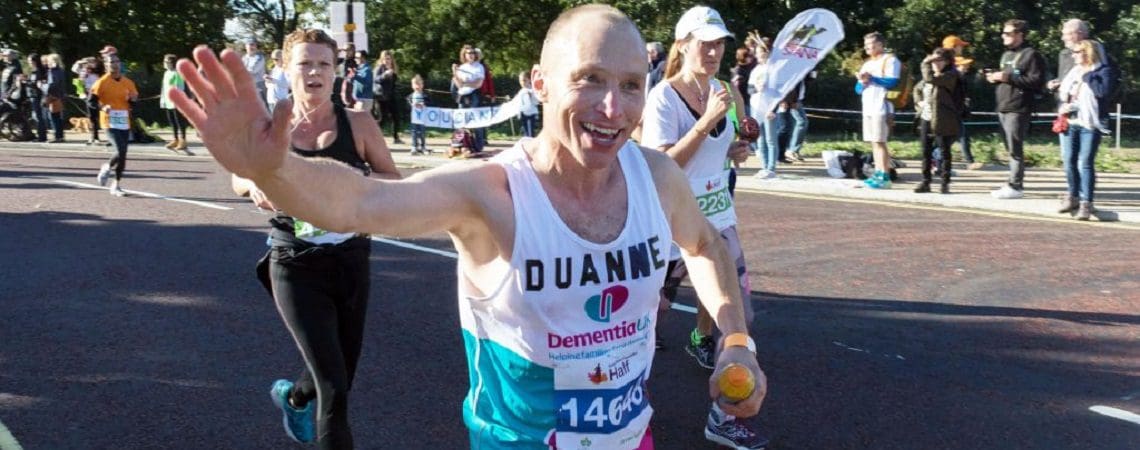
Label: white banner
xmin=328 ymin=2 xmax=368 ymax=52
xmin=410 ymin=93 xmax=527 ymax=129
xmin=753 ymin=9 xmax=845 ymax=116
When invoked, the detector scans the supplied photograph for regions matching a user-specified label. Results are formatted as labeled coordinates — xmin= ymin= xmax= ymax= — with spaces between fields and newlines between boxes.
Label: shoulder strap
xmin=719 ymin=79 xmax=739 ymax=130
xmin=879 ymin=54 xmax=895 ymax=74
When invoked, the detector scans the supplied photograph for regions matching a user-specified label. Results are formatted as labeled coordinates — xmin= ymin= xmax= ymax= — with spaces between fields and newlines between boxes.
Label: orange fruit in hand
xmin=717 ymin=363 xmax=755 ymax=403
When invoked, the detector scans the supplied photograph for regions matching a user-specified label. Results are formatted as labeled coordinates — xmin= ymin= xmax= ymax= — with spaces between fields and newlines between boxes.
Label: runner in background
xmin=639 ymin=5 xmax=767 ymax=450
xmin=231 ymin=29 xmax=401 ymax=449
xmin=92 ymin=51 xmax=138 ymax=197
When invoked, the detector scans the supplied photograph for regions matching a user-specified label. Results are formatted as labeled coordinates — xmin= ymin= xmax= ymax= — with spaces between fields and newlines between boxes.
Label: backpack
xmin=882 ymin=55 xmax=913 ymax=109
xmin=479 ymin=63 xmax=495 ymax=101
xmin=1104 ymin=54 xmax=1126 ymax=106
xmin=449 ymin=128 xmax=477 ymax=158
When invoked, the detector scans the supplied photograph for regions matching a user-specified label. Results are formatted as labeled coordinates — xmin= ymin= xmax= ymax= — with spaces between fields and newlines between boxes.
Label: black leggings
xmin=107 ymin=129 xmax=129 ymax=181
xmin=377 ymin=99 xmax=400 ymax=140
xmin=165 ymin=108 xmax=186 ymax=140
xmin=258 ymin=237 xmax=371 ymax=450
xmin=919 ymin=120 xmax=954 ymax=184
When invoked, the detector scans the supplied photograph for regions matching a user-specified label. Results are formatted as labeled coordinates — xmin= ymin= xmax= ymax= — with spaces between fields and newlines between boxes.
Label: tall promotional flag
xmin=753 ymin=9 xmax=844 ymax=116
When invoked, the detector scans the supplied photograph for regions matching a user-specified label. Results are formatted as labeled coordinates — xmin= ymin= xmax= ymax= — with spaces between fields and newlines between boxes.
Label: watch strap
xmin=723 ymin=332 xmax=756 ymax=354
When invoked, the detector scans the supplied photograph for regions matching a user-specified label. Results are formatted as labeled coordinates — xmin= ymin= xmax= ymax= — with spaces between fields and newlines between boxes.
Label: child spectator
xmin=912 ymin=48 xmax=961 ymax=194
xmin=407 ymin=74 xmax=429 ymax=154
xmin=516 ymin=71 xmax=539 ymax=138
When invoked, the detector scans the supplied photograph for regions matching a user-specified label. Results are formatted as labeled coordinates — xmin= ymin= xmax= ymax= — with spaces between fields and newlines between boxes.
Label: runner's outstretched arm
xmin=644 ymin=148 xmax=767 ymax=418
xmin=169 ymin=45 xmax=480 ymax=238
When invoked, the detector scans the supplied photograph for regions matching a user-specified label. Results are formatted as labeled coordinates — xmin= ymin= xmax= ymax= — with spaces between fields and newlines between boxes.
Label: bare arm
xmin=347 ymin=108 xmax=401 ymax=180
xmin=643 ymin=148 xmax=765 ymax=418
xmin=170 ymin=46 xmax=484 ymax=238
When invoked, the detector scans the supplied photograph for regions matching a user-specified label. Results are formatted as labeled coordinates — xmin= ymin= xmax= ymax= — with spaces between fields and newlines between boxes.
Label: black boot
xmin=1058 ymin=195 xmax=1078 ymax=214
xmin=913 ymin=181 xmax=931 ymax=193
xmin=939 ymin=156 xmax=951 ymax=194
xmin=939 ymin=151 xmax=952 ymax=186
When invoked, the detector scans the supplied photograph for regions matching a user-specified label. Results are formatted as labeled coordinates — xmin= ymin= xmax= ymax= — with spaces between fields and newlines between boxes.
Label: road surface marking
xmin=0 ymin=419 xmax=22 ymax=450
xmin=50 ymin=175 xmax=702 ymax=314
xmin=371 ymin=236 xmax=459 ymax=259
xmin=832 ymin=341 xmax=906 ymax=360
xmin=670 ymin=303 xmax=698 ymax=314
xmin=1089 ymin=405 xmax=1140 ymax=426
xmin=50 ymin=179 xmax=232 ymax=210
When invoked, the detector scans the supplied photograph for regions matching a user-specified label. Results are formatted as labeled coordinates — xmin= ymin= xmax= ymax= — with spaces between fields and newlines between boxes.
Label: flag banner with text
xmin=410 ymin=94 xmax=527 ymax=129
xmin=753 ymin=9 xmax=845 ymax=116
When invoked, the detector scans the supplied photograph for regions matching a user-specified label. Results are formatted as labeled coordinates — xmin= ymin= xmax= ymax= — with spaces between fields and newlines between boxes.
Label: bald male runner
xmin=172 ymin=5 xmax=766 ymax=449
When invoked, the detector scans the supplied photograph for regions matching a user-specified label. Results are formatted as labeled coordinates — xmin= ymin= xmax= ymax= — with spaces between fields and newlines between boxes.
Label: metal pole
xmin=1116 ymin=103 xmax=1122 ymax=150
xmin=346 ymin=1 xmax=354 ymax=48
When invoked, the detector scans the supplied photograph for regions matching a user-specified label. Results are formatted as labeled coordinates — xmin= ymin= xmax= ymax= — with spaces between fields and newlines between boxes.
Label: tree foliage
xmin=1 ymin=0 xmax=1137 ymax=109
xmin=229 ymin=0 xmax=325 ymax=48
xmin=1 ymin=0 xmax=229 ymax=76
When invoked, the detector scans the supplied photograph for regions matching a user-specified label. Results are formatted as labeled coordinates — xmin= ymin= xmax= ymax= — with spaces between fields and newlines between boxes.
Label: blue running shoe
xmin=270 ymin=379 xmax=314 ymax=443
xmin=863 ymin=170 xmax=891 ymax=189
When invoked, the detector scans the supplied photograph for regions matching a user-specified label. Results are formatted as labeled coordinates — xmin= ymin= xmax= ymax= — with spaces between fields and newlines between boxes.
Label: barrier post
xmin=1116 ymin=103 xmax=1122 ymax=150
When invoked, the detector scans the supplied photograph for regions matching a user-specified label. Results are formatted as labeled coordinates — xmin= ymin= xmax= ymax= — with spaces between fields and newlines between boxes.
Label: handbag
xmin=1051 ymin=114 xmax=1069 ymax=134
xmin=43 ymin=95 xmax=63 ymax=113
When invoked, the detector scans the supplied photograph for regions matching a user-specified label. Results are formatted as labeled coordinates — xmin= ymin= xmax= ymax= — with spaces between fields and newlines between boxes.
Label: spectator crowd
xmin=0 ymin=16 xmax=1120 ymax=213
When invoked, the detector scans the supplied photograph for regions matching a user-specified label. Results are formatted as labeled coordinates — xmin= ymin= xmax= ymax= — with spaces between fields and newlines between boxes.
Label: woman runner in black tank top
xmin=230 ymin=29 xmax=400 ymax=449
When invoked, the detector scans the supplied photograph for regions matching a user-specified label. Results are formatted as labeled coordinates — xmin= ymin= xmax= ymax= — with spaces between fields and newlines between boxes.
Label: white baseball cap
xmin=674 ymin=6 xmax=733 ymax=42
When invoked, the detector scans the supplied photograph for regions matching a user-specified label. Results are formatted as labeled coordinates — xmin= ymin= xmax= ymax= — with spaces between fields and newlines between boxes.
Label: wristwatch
xmin=723 ymin=333 xmax=756 ymax=354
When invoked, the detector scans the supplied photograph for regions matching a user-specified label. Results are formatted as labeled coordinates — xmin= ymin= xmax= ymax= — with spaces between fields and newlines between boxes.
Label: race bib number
xmin=293 ymin=219 xmax=328 ymax=239
xmin=108 ymin=109 xmax=129 ymax=130
xmin=293 ymin=218 xmax=358 ymax=245
xmin=556 ymin=371 xmax=648 ymax=434
xmin=551 ymin=348 xmax=652 ymax=449
xmin=696 ymin=186 xmax=732 ymax=217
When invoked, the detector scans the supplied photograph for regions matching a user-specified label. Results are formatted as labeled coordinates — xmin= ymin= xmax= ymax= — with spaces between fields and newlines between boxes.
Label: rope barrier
xmin=805 ymin=106 xmax=1140 ymax=120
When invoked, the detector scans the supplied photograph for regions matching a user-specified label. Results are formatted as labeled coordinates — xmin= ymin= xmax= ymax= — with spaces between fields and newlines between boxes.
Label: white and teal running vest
xmin=459 ymin=140 xmax=671 ymax=449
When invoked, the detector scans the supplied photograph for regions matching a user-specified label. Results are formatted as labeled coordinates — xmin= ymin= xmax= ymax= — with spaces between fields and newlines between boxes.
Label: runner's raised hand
xmin=168 ymin=46 xmax=292 ymax=183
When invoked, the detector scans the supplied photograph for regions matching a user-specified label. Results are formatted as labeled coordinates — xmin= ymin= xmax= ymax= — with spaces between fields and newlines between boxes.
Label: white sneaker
xmin=109 ymin=181 xmax=125 ymax=197
xmin=753 ymin=169 xmax=777 ymax=179
xmin=97 ymin=163 xmax=111 ymax=187
xmin=990 ymin=186 xmax=1024 ymax=199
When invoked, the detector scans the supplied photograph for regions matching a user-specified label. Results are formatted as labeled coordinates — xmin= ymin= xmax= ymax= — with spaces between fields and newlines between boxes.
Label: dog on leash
xmin=69 ymin=117 xmax=92 ymax=134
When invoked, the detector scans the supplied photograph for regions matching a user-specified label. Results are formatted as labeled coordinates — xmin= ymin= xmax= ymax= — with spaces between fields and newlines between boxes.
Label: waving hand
xmin=168 ymin=46 xmax=293 ymax=182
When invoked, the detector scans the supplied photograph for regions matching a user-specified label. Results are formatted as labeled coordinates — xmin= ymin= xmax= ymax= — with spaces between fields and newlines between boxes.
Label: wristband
xmin=723 ymin=332 xmax=756 ymax=354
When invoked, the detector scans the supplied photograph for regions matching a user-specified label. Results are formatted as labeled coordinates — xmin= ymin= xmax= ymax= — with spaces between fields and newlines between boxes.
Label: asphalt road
xmin=1 ymin=146 xmax=1138 ymax=449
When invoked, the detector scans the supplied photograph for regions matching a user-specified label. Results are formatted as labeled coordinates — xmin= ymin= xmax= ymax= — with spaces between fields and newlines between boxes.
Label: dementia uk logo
xmin=585 ymin=285 xmax=628 ymax=323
